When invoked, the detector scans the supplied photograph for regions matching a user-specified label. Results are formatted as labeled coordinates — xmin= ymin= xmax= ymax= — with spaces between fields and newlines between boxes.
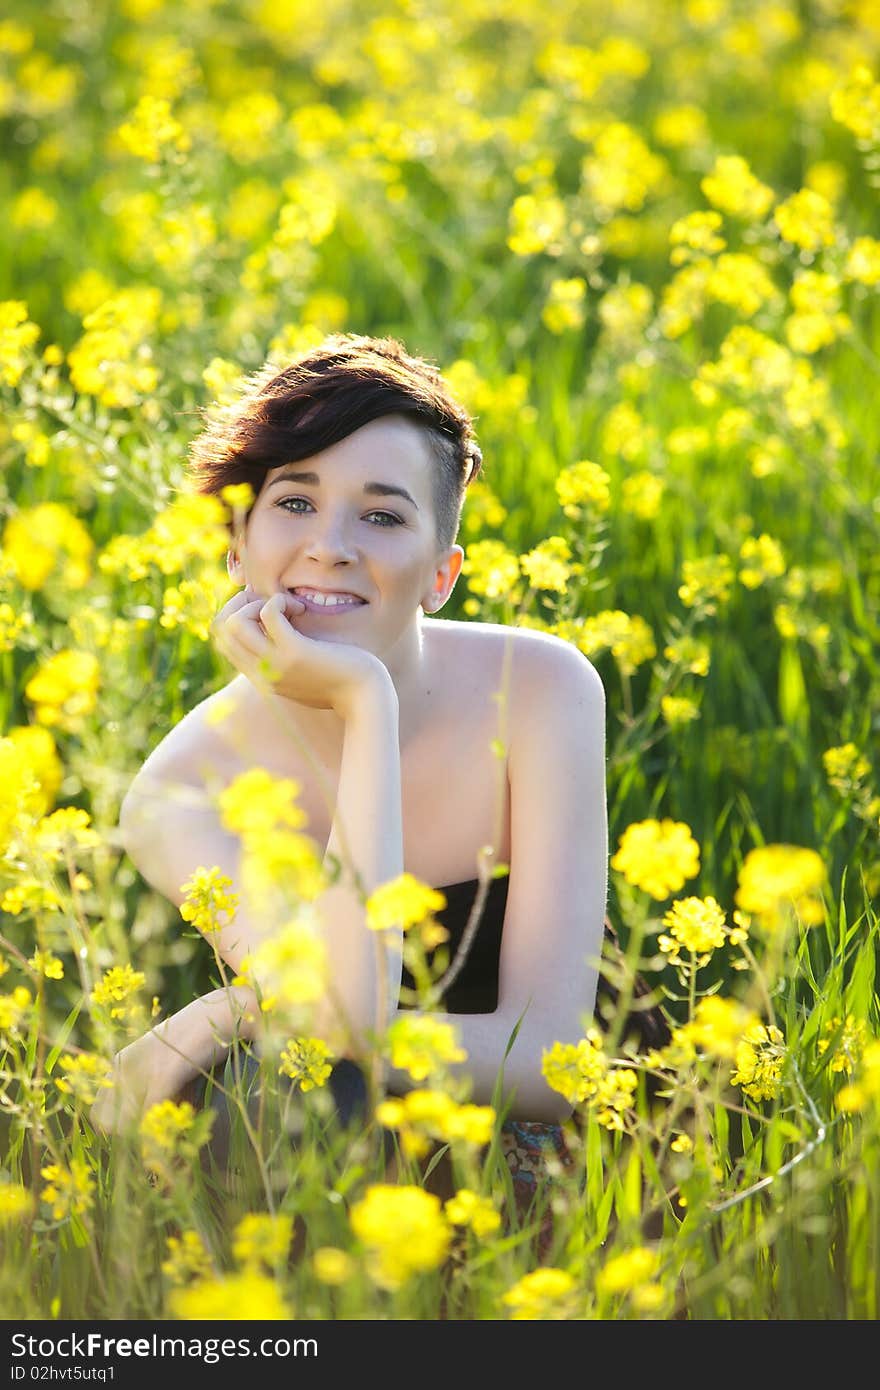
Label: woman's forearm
xmin=90 ymin=985 xmax=261 ymax=1133
xmin=315 ymin=670 xmax=406 ymax=1049
xmin=385 ymin=1005 xmax=573 ymax=1124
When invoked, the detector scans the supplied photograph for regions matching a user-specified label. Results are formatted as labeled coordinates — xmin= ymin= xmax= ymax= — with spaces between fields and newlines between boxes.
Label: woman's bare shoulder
xmin=124 ymin=677 xmax=248 ymax=798
xmin=431 ymin=616 xmax=602 ymax=683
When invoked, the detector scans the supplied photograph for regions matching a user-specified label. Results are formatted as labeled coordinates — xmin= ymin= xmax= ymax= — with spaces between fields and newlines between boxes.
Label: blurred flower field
xmin=1 ymin=0 xmax=879 ymax=1320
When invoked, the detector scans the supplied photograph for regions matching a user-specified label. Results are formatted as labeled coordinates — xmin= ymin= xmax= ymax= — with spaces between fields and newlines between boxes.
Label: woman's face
xmin=234 ymin=414 xmax=464 ymax=658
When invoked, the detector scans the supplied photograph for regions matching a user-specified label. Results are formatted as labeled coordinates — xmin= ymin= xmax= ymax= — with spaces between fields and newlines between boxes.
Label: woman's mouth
xmin=289 ymin=588 xmax=368 ymax=615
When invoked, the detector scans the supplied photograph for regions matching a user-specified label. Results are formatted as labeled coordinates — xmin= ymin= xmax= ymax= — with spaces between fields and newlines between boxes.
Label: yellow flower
xmin=678 ymin=554 xmax=735 ymax=611
xmin=140 ymin=1099 xmax=202 ymax=1155
xmin=3 ymin=503 xmax=93 ymax=591
xmin=739 ymin=534 xmax=786 ymax=589
xmin=611 ymin=819 xmax=700 ymax=900
xmin=0 ymin=1183 xmax=34 ymax=1223
xmin=56 ymin=1053 xmax=113 ymax=1106
xmin=90 ymin=964 xmax=145 ymax=1020
xmin=40 ymin=1158 xmax=94 ymax=1221
xmin=774 ymin=189 xmax=835 ymax=252
xmin=238 ymin=916 xmax=328 ymax=1014
xmin=818 ymin=1015 xmax=867 ymax=1075
xmin=232 ymin=1213 xmax=293 ymax=1270
xmin=621 ymin=470 xmax=665 ymax=521
xmin=350 ymin=1184 xmax=451 ymax=1290
xmin=822 ymin=743 xmax=870 ymax=793
xmin=0 ymin=301 xmax=40 ymax=386
xmin=735 ymin=844 xmax=827 ymax=932
xmin=676 ymin=996 xmax=761 ymax=1062
xmin=542 ymin=277 xmax=588 ymax=334
xmin=502 ymin=1267 xmax=578 ymax=1320
xmin=669 ymin=210 xmax=726 ymax=265
xmin=701 ymin=155 xmax=774 ymax=220
xmin=659 ymin=896 xmax=727 ymax=964
xmin=730 ymin=1023 xmax=786 ymax=1102
xmin=28 ymin=948 xmax=64 ymax=979
xmin=386 ymin=1015 xmax=467 ymax=1081
xmin=24 ymin=650 xmax=100 ymax=731
xmin=507 ymin=193 xmax=567 ymax=256
xmin=179 ymin=865 xmax=239 ymax=935
xmin=830 ymin=65 xmax=880 ymax=145
xmin=365 ymin=873 xmax=447 ymax=933
xmin=664 ymin=635 xmax=711 ymax=677
xmin=555 ymin=460 xmax=611 ymax=519
xmin=278 ymin=1036 xmax=334 ymax=1091
xmin=844 ymin=236 xmax=880 ymax=286
xmin=444 ymin=1188 xmax=501 ymax=1238
xmin=218 ymin=768 xmax=308 ymax=838
xmin=661 ymin=695 xmax=700 ymax=727
xmin=597 ymin=1246 xmax=659 ymax=1296
xmin=117 ymin=94 xmax=191 ymax=162
xmin=169 ymin=1271 xmax=291 ymax=1320
xmin=461 ymin=540 xmax=522 ymax=601
xmin=0 ymin=987 xmax=32 ymax=1036
xmin=312 ymin=1247 xmax=355 ymax=1285
xmin=162 ymin=1231 xmax=214 ymax=1286
xmin=542 ymin=1032 xmax=608 ymax=1105
xmin=574 ymin=610 xmax=656 ymax=675
xmin=519 ymin=536 xmax=577 ymax=593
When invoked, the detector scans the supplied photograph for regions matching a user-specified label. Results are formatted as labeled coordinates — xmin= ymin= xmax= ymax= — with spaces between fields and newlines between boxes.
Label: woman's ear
xmin=422 ymin=546 xmax=464 ymax=612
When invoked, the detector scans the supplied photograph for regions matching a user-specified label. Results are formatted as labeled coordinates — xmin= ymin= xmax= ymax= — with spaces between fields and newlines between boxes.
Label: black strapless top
xmin=398 ymin=875 xmax=508 ymax=1014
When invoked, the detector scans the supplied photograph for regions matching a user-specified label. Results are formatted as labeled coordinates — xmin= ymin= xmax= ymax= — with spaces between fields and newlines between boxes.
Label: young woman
xmin=90 ymin=333 xmax=610 ymax=1194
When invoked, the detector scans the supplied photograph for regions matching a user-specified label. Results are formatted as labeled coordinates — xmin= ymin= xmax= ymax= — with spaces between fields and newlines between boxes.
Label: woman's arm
xmin=386 ymin=636 xmax=607 ymax=1124
xmin=89 ymin=984 xmax=261 ymax=1134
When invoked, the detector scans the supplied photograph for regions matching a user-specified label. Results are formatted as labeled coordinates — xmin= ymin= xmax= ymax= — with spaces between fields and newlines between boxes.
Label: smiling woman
xmin=91 ymin=332 xmax=619 ymax=1239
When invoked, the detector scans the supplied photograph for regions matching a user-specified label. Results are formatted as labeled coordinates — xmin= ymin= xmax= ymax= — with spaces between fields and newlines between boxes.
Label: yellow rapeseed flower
xmin=735 ymin=844 xmax=827 ymax=932
xmin=542 ymin=1032 xmax=608 ymax=1105
xmin=386 ymin=1015 xmax=467 ymax=1081
xmin=278 ymin=1036 xmax=334 ymax=1091
xmin=365 ymin=873 xmax=447 ymax=933
xmin=90 ymin=964 xmax=145 ymax=1021
xmin=774 ymin=188 xmax=835 ymax=252
xmin=238 ymin=916 xmax=328 ymax=1014
xmin=312 ymin=1247 xmax=355 ymax=1285
xmin=678 ymin=554 xmax=735 ymax=611
xmin=162 ymin=1231 xmax=214 ymax=1286
xmin=24 ymin=650 xmax=100 ymax=731
xmin=621 ymin=470 xmax=665 ymax=521
xmin=822 ymin=743 xmax=870 ymax=793
xmin=675 ymin=995 xmax=761 ymax=1062
xmin=730 ymin=1023 xmax=786 ymax=1101
xmin=218 ymin=768 xmax=308 ymax=839
xmin=461 ymin=540 xmax=522 ymax=601
xmin=169 ymin=1271 xmax=291 ymax=1320
xmin=40 ymin=1157 xmax=94 ymax=1221
xmin=611 ymin=819 xmax=700 ymax=899
xmin=501 ymin=1267 xmax=579 ymax=1320
xmin=575 ymin=610 xmax=656 ymax=675
xmin=117 ymin=94 xmax=191 ymax=163
xmin=350 ymin=1184 xmax=451 ymax=1290
xmin=597 ymin=1246 xmax=659 ymax=1296
xmin=56 ymin=1053 xmax=114 ymax=1106
xmin=232 ymin=1212 xmax=293 ymax=1270
xmin=739 ymin=534 xmax=786 ymax=588
xmin=2 ymin=504 xmax=93 ymax=591
xmin=659 ymin=895 xmax=727 ymax=964
xmin=555 ymin=460 xmax=611 ymax=519
xmin=0 ymin=1183 xmax=34 ymax=1223
xmin=179 ymin=866 xmax=239 ymax=935
xmin=844 ymin=236 xmax=880 ymax=286
xmin=0 ymin=301 xmax=40 ymax=386
xmin=519 ymin=536 xmax=577 ymax=593
xmin=445 ymin=1189 xmax=501 ymax=1238
xmin=701 ymin=155 xmax=774 ymax=220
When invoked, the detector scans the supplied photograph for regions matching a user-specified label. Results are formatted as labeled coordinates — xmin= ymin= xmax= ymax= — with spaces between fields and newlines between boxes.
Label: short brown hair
xmin=186 ymin=333 xmax=483 ymax=550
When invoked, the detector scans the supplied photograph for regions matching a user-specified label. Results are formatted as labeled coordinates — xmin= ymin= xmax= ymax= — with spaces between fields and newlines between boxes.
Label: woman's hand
xmin=210 ymin=585 xmax=392 ymax=716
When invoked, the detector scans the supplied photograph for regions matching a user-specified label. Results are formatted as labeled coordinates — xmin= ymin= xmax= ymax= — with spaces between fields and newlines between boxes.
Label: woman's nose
xmin=303 ymin=511 xmax=358 ymax=563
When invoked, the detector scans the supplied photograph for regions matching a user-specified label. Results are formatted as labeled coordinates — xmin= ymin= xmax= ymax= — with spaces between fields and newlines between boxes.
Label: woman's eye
xmin=277 ymin=498 xmax=402 ymax=527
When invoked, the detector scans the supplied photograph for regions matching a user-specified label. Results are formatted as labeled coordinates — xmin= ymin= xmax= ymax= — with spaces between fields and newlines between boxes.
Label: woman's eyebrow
xmin=266 ymin=468 xmax=419 ymax=510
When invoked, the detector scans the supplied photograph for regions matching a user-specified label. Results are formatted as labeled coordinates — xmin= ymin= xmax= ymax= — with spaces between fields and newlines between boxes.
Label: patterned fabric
xmin=498 ymin=1120 xmax=577 ymax=1260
